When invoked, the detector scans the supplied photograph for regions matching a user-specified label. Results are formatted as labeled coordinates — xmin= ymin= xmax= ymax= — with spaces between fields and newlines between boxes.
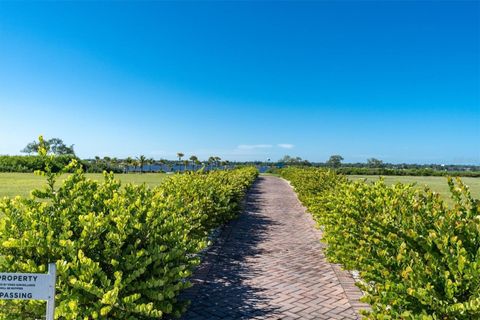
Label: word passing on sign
xmin=0 ymin=263 xmax=56 ymax=320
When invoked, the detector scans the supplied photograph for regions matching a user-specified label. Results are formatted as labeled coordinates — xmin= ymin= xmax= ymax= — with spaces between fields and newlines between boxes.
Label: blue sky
xmin=0 ymin=1 xmax=478 ymax=164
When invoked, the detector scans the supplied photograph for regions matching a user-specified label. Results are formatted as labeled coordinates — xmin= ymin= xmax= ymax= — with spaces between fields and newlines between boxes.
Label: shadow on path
xmin=177 ymin=176 xmax=366 ymax=319
xmin=179 ymin=178 xmax=281 ymax=319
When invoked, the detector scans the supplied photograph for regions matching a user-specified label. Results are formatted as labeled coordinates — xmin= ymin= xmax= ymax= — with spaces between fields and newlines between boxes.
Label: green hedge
xmin=0 ymin=155 xmax=125 ymax=173
xmin=0 ymin=163 xmax=258 ymax=319
xmin=0 ymin=155 xmax=78 ymax=173
xmin=281 ymin=167 xmax=480 ymax=319
xmin=335 ymin=167 xmax=480 ymax=178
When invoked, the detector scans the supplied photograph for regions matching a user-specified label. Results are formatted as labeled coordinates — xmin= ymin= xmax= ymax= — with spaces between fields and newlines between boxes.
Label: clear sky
xmin=0 ymin=1 xmax=478 ymax=164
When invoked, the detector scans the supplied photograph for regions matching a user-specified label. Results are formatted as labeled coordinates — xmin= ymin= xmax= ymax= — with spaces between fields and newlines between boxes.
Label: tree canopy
xmin=367 ymin=158 xmax=384 ymax=168
xmin=326 ymin=155 xmax=343 ymax=168
xmin=21 ymin=137 xmax=75 ymax=155
xmin=278 ymin=155 xmax=310 ymax=165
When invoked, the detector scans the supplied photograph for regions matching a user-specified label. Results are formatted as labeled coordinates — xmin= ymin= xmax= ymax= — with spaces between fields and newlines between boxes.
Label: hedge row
xmin=0 ymin=155 xmax=79 ymax=173
xmin=0 ymin=155 xmax=125 ymax=173
xmin=267 ymin=166 xmax=480 ymax=178
xmin=281 ymin=167 xmax=480 ymax=319
xmin=335 ymin=167 xmax=480 ymax=178
xmin=0 ymin=164 xmax=258 ymax=319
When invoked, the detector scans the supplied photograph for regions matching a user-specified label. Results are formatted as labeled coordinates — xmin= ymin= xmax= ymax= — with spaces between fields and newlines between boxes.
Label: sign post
xmin=45 ymin=263 xmax=56 ymax=320
xmin=0 ymin=263 xmax=57 ymax=320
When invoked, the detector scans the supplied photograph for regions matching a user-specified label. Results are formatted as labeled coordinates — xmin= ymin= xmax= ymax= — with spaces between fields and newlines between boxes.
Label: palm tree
xmin=125 ymin=157 xmax=134 ymax=173
xmin=177 ymin=153 xmax=184 ymax=172
xmin=208 ymin=156 xmax=216 ymax=170
xmin=159 ymin=159 xmax=168 ymax=172
xmin=214 ymin=156 xmax=221 ymax=168
xmin=137 ymin=155 xmax=147 ymax=173
xmin=148 ymin=158 xmax=155 ymax=172
xmin=126 ymin=157 xmax=137 ymax=174
xmin=189 ymin=155 xmax=198 ymax=171
xmin=222 ymin=160 xmax=230 ymax=170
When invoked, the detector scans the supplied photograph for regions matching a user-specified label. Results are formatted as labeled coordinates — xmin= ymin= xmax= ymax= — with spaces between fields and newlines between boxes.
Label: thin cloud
xmin=278 ymin=144 xmax=294 ymax=149
xmin=237 ymin=144 xmax=273 ymax=150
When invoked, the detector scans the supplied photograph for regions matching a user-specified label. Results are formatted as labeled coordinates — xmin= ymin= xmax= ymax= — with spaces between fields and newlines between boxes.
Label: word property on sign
xmin=0 ymin=263 xmax=56 ymax=320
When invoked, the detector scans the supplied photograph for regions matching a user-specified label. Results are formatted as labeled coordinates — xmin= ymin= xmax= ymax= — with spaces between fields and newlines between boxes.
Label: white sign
xmin=0 ymin=263 xmax=56 ymax=320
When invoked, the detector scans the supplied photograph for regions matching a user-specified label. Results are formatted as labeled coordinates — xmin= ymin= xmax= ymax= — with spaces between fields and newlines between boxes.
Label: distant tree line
xmin=1 ymin=154 xmax=479 ymax=176
xmin=333 ymin=167 xmax=480 ymax=177
xmin=267 ymin=155 xmax=480 ymax=177
xmin=1 ymin=138 xmax=478 ymax=176
xmin=0 ymin=155 xmax=233 ymax=174
xmin=0 ymin=138 xmax=231 ymax=173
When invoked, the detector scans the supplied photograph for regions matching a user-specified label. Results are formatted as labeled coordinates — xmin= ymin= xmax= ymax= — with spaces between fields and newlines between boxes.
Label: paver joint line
xmin=179 ymin=176 xmax=368 ymax=319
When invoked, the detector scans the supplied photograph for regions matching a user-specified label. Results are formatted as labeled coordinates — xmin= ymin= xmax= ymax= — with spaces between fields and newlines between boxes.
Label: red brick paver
xmin=180 ymin=176 xmax=369 ymax=319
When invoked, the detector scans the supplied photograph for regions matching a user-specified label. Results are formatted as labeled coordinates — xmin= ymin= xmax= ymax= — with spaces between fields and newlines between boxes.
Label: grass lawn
xmin=262 ymin=173 xmax=480 ymax=203
xmin=0 ymin=172 xmax=171 ymax=198
xmin=3 ymin=172 xmax=479 ymax=202
xmin=349 ymin=175 xmax=480 ymax=202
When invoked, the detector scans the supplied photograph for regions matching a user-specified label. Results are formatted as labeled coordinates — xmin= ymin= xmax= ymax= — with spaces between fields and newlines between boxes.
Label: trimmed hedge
xmin=0 ymin=155 xmax=124 ymax=173
xmin=335 ymin=167 xmax=480 ymax=178
xmin=281 ymin=167 xmax=480 ymax=319
xmin=0 ymin=155 xmax=77 ymax=173
xmin=0 ymin=163 xmax=258 ymax=319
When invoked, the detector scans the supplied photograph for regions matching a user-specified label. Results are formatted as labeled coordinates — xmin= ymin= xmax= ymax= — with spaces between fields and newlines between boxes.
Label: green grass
xmin=2 ymin=172 xmax=479 ymax=203
xmin=349 ymin=175 xmax=480 ymax=202
xmin=262 ymin=172 xmax=479 ymax=203
xmin=0 ymin=173 xmax=171 ymax=198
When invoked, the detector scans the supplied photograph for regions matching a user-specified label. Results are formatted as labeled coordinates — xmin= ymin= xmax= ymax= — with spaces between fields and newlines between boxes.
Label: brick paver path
xmin=180 ymin=176 xmax=369 ymax=319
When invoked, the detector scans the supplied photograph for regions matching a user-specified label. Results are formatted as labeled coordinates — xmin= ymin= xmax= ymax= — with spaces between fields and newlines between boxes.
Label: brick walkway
xmin=180 ymin=176 xmax=369 ymax=320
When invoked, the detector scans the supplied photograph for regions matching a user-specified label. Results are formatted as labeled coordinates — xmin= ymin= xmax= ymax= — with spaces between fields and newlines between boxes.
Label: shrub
xmin=0 ymin=155 xmax=77 ymax=173
xmin=281 ymin=167 xmax=480 ymax=319
xmin=0 ymin=148 xmax=257 ymax=319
